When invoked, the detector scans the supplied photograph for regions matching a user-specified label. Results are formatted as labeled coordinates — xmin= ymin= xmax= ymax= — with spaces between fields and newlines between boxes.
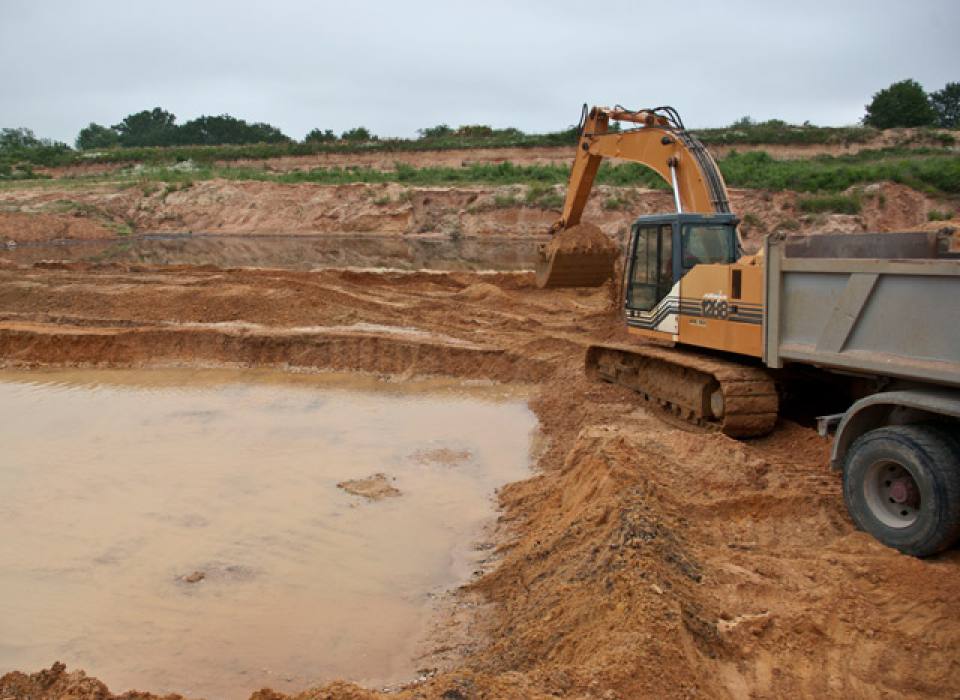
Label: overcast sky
xmin=3 ymin=0 xmax=958 ymax=144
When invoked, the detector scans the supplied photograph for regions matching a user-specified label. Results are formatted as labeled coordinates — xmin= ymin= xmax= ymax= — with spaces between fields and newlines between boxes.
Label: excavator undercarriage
xmin=585 ymin=343 xmax=778 ymax=438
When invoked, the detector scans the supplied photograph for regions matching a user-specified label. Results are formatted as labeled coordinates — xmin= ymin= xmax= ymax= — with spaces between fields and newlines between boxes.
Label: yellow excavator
xmin=539 ymin=104 xmax=960 ymax=557
xmin=538 ymin=104 xmax=779 ymax=438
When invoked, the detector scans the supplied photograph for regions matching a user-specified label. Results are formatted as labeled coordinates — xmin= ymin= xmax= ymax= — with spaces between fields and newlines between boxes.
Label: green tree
xmin=341 ymin=126 xmax=374 ymax=141
xmin=304 ymin=128 xmax=337 ymax=143
xmin=177 ymin=114 xmax=289 ymax=145
xmin=418 ymin=124 xmax=453 ymax=138
xmin=930 ymin=82 xmax=960 ymax=129
xmin=75 ymin=122 xmax=120 ymax=149
xmin=0 ymin=127 xmax=43 ymax=149
xmin=863 ymin=79 xmax=936 ymax=129
xmin=112 ymin=107 xmax=179 ymax=147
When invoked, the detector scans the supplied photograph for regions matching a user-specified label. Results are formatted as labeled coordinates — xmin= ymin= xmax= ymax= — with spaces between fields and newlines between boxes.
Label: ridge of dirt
xmin=1 ymin=180 xmax=952 ymax=261
xmin=1 ymin=263 xmax=958 ymax=700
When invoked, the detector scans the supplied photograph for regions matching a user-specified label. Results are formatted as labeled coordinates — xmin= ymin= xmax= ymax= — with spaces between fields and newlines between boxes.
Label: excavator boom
xmin=536 ymin=105 xmax=731 ymax=288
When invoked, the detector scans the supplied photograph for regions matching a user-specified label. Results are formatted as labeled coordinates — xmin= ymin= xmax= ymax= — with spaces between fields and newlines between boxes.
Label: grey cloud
xmin=2 ymin=0 xmax=957 ymax=143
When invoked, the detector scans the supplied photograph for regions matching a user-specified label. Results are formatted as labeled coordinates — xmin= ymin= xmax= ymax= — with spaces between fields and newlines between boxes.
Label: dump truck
xmin=538 ymin=104 xmax=960 ymax=556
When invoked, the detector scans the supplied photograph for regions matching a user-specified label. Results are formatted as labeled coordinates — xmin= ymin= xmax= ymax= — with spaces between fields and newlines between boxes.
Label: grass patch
xmin=719 ymin=150 xmax=960 ymax=195
xmin=492 ymin=194 xmax=520 ymax=208
xmin=776 ymin=218 xmax=801 ymax=231
xmin=525 ymin=183 xmax=564 ymax=209
xmin=603 ymin=195 xmax=630 ymax=211
xmin=797 ymin=193 xmax=862 ymax=215
xmin=928 ymin=209 xmax=953 ymax=221
xmin=107 ymin=221 xmax=134 ymax=236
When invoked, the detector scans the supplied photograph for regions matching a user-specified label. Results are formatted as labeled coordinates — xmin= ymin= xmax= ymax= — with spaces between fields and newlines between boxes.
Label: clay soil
xmin=0 ymin=259 xmax=958 ymax=700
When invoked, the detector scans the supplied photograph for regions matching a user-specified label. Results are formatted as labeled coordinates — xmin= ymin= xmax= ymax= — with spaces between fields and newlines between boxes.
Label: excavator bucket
xmin=534 ymin=223 xmax=619 ymax=288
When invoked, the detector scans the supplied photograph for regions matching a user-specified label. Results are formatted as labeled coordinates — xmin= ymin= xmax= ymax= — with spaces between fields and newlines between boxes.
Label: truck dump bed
xmin=763 ymin=231 xmax=960 ymax=388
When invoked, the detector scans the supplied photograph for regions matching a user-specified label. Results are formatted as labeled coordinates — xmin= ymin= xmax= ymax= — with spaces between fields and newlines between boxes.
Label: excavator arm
xmin=537 ymin=105 xmax=733 ymax=287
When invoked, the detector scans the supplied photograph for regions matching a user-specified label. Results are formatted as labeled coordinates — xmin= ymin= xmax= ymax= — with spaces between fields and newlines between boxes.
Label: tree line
xmin=74 ymin=110 xmax=543 ymax=150
xmin=1 ymin=79 xmax=957 ymax=162
xmin=64 ymin=81 xmax=960 ymax=152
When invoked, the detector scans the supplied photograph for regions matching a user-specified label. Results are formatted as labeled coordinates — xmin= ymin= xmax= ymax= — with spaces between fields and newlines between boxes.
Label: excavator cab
xmin=624 ymin=213 xmax=739 ymax=314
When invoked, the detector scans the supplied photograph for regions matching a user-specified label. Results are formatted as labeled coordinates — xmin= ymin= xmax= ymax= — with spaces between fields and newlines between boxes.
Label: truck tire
xmin=843 ymin=424 xmax=960 ymax=557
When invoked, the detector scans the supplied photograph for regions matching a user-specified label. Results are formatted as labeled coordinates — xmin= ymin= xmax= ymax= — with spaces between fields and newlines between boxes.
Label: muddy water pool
xmin=0 ymin=369 xmax=536 ymax=698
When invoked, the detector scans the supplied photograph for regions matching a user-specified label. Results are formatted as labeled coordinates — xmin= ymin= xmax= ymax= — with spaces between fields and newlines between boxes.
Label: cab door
xmin=626 ymin=223 xmax=674 ymax=312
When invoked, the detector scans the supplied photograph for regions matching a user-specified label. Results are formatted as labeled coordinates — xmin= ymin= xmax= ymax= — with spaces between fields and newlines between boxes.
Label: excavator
xmin=537 ymin=104 xmax=960 ymax=557
xmin=538 ymin=104 xmax=779 ymax=438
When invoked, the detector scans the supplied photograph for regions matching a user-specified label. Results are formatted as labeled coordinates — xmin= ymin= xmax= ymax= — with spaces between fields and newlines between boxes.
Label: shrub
xmin=76 ymin=123 xmax=120 ymax=149
xmin=341 ymin=127 xmax=375 ymax=142
xmin=304 ymin=128 xmax=337 ymax=144
xmin=418 ymin=124 xmax=453 ymax=139
xmin=930 ymin=83 xmax=960 ymax=129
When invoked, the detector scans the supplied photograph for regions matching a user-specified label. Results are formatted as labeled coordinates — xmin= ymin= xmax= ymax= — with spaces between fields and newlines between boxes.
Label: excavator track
xmin=586 ymin=342 xmax=778 ymax=438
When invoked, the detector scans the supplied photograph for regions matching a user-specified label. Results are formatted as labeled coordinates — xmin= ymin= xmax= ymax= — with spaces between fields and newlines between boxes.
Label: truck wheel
xmin=843 ymin=424 xmax=960 ymax=557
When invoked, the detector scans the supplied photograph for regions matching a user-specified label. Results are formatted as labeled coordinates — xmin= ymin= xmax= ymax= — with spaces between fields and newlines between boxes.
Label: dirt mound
xmin=337 ymin=473 xmax=401 ymax=500
xmin=0 ymin=663 xmax=113 ymax=700
xmin=860 ymin=181 xmax=931 ymax=231
xmin=545 ymin=222 xmax=618 ymax=256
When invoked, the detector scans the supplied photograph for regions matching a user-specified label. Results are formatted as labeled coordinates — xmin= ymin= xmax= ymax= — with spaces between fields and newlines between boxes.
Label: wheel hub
xmin=863 ymin=460 xmax=921 ymax=529
xmin=888 ymin=477 xmax=919 ymax=506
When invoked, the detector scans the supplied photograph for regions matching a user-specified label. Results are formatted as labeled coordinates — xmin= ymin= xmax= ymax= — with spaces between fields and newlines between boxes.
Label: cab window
xmin=681 ymin=224 xmax=735 ymax=268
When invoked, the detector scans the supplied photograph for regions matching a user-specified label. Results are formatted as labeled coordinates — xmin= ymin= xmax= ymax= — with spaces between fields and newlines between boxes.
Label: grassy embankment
xmin=21 ymin=149 xmax=953 ymax=216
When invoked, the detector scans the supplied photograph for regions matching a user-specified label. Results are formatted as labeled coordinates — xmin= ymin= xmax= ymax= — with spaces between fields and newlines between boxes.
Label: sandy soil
xmin=0 ymin=261 xmax=958 ymax=700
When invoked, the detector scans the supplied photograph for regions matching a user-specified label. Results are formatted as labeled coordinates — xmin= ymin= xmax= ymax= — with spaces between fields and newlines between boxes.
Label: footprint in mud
xmin=337 ymin=473 xmax=401 ymax=500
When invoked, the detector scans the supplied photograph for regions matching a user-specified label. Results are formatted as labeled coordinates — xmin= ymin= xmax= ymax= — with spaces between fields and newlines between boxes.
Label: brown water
xmin=0 ymin=369 xmax=536 ymax=698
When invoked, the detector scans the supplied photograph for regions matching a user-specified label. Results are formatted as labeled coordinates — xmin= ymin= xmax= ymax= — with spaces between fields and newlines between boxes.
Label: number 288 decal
xmin=701 ymin=294 xmax=729 ymax=320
